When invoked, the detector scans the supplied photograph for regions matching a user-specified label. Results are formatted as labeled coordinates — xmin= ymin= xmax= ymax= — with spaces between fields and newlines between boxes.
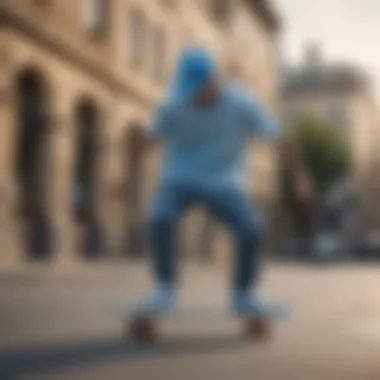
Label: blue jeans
xmin=149 ymin=182 xmax=261 ymax=293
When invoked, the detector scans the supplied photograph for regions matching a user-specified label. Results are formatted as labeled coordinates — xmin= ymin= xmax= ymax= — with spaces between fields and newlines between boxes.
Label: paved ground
xmin=0 ymin=262 xmax=379 ymax=379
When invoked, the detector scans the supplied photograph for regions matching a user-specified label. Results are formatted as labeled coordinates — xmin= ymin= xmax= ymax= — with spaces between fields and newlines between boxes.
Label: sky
xmin=274 ymin=0 xmax=380 ymax=98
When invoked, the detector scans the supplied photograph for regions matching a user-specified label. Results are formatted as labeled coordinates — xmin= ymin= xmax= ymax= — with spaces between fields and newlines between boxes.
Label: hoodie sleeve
xmin=148 ymin=100 xmax=175 ymax=141
xmin=237 ymin=87 xmax=282 ymax=141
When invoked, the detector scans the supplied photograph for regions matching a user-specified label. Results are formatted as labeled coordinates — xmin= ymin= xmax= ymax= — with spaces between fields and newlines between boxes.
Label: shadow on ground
xmin=0 ymin=334 xmax=247 ymax=378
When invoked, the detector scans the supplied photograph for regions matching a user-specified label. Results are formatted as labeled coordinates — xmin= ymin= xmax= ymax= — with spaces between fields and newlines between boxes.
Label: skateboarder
xmin=122 ymin=46 xmax=313 ymax=316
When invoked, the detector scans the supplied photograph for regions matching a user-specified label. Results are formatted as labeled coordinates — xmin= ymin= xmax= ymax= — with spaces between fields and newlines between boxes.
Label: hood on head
xmin=169 ymin=46 xmax=217 ymax=100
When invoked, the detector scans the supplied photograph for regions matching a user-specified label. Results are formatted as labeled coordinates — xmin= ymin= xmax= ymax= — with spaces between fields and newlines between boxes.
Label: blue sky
xmin=274 ymin=0 xmax=380 ymax=97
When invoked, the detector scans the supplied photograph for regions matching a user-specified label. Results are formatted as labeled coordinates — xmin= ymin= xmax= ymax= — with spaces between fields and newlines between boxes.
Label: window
xmin=33 ymin=0 xmax=51 ymax=8
xmin=84 ymin=0 xmax=108 ymax=39
xmin=210 ymin=0 xmax=231 ymax=24
xmin=128 ymin=8 xmax=146 ymax=67
xmin=151 ymin=26 xmax=167 ymax=81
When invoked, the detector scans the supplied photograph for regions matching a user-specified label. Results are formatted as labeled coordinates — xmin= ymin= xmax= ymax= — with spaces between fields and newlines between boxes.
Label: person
xmin=121 ymin=46 xmax=313 ymax=315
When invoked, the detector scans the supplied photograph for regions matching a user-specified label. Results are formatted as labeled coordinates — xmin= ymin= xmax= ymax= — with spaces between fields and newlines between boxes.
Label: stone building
xmin=281 ymin=43 xmax=380 ymax=237
xmin=0 ymin=0 xmax=281 ymax=266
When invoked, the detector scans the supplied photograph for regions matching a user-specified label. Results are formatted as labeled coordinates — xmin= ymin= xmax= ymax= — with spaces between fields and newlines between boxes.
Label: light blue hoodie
xmin=149 ymin=47 xmax=282 ymax=189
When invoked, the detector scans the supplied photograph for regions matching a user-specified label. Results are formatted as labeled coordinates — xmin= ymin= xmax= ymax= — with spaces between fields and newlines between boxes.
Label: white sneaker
xmin=138 ymin=284 xmax=175 ymax=313
xmin=232 ymin=290 xmax=290 ymax=320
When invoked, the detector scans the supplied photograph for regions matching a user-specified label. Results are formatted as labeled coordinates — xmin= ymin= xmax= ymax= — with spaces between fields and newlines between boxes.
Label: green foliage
xmin=289 ymin=114 xmax=353 ymax=194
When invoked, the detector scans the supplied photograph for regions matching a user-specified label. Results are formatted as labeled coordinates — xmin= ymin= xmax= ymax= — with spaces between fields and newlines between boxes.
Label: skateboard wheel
xmin=243 ymin=317 xmax=272 ymax=342
xmin=127 ymin=316 xmax=157 ymax=342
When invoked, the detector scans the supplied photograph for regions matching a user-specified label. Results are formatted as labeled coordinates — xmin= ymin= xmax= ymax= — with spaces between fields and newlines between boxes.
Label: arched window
xmin=151 ymin=26 xmax=167 ymax=81
xmin=14 ymin=68 xmax=54 ymax=258
xmin=84 ymin=0 xmax=108 ymax=38
xmin=127 ymin=8 xmax=146 ymax=67
xmin=72 ymin=98 xmax=100 ymax=225
xmin=72 ymin=97 xmax=104 ymax=258
xmin=122 ymin=123 xmax=147 ymax=256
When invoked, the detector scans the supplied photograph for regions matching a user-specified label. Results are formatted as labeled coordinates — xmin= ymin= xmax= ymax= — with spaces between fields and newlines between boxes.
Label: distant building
xmin=281 ymin=43 xmax=380 ymax=236
xmin=0 ymin=0 xmax=281 ymax=265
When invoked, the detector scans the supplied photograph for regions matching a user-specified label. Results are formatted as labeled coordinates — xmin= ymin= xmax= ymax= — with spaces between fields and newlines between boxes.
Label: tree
xmin=278 ymin=114 xmax=354 ymax=251
xmin=290 ymin=115 xmax=353 ymax=195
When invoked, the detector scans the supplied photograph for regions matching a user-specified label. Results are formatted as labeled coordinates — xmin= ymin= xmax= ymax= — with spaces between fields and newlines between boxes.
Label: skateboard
xmin=107 ymin=302 xmax=291 ymax=343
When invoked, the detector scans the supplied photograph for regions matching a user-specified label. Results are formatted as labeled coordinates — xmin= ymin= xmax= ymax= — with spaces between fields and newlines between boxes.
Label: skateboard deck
xmin=107 ymin=301 xmax=291 ymax=320
xmin=105 ymin=300 xmax=292 ymax=343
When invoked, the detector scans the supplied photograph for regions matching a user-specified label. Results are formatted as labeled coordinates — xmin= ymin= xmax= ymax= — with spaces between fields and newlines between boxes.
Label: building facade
xmin=0 ymin=0 xmax=281 ymax=266
xmin=281 ymin=44 xmax=380 ymax=237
